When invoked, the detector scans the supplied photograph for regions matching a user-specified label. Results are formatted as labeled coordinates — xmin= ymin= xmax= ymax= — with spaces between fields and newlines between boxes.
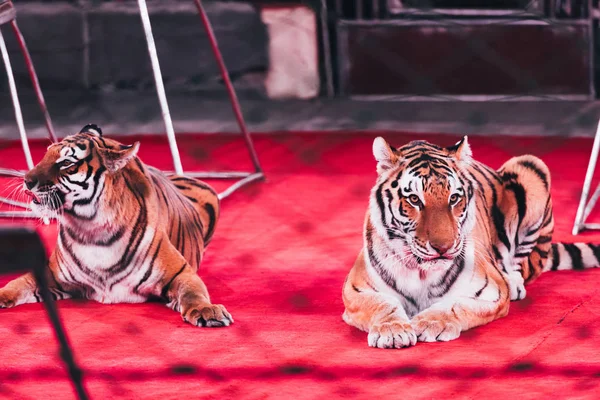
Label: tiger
xmin=343 ymin=136 xmax=599 ymax=349
xmin=0 ymin=124 xmax=233 ymax=328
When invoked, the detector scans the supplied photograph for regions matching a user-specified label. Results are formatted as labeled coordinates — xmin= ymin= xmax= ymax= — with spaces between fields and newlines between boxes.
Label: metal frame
xmin=572 ymin=119 xmax=600 ymax=235
xmin=319 ymin=0 xmax=335 ymax=97
xmin=0 ymin=227 xmax=89 ymax=399
xmin=1 ymin=0 xmax=265 ymax=222
xmin=138 ymin=0 xmax=265 ymax=201
xmin=0 ymin=2 xmax=57 ymax=220
xmin=349 ymin=94 xmax=594 ymax=101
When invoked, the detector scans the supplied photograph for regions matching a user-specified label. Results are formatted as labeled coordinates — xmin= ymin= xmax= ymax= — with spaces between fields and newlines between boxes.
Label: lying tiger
xmin=343 ymin=136 xmax=599 ymax=348
xmin=0 ymin=124 xmax=233 ymax=328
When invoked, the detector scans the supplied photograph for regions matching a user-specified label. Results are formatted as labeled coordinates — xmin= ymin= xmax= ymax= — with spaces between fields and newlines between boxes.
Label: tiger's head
xmin=369 ymin=136 xmax=475 ymax=272
xmin=23 ymin=124 xmax=140 ymax=220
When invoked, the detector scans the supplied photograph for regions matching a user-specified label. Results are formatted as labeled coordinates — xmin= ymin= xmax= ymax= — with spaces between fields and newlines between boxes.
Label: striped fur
xmin=342 ymin=136 xmax=598 ymax=349
xmin=0 ymin=125 xmax=233 ymax=327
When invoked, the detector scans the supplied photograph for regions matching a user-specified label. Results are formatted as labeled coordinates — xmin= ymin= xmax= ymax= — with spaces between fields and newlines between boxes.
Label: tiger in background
xmin=343 ymin=136 xmax=599 ymax=349
xmin=0 ymin=124 xmax=233 ymax=328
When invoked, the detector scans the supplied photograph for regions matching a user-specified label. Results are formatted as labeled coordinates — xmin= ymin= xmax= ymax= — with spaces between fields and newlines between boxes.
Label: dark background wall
xmin=0 ymin=0 xmax=599 ymax=141
xmin=3 ymin=1 xmax=268 ymax=92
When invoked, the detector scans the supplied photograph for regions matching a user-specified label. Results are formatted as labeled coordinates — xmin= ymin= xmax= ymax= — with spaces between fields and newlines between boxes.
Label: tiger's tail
xmin=543 ymin=243 xmax=600 ymax=272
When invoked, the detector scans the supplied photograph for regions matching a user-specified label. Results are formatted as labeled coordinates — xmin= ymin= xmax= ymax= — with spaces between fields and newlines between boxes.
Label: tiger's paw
xmin=182 ymin=304 xmax=234 ymax=328
xmin=507 ymin=271 xmax=526 ymax=301
xmin=0 ymin=289 xmax=17 ymax=309
xmin=368 ymin=320 xmax=417 ymax=349
xmin=412 ymin=312 xmax=461 ymax=342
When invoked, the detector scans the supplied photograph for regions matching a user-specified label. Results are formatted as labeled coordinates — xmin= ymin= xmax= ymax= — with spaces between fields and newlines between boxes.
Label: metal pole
xmin=137 ymin=0 xmax=184 ymax=175
xmin=218 ymin=172 xmax=263 ymax=201
xmin=355 ymin=0 xmax=363 ymax=20
xmin=192 ymin=0 xmax=264 ymax=175
xmin=10 ymin=20 xmax=57 ymax=143
xmin=33 ymin=265 xmax=90 ymax=400
xmin=582 ymin=183 xmax=600 ymax=223
xmin=572 ymin=119 xmax=600 ymax=235
xmin=320 ymin=0 xmax=335 ymax=97
xmin=0 ymin=28 xmax=34 ymax=170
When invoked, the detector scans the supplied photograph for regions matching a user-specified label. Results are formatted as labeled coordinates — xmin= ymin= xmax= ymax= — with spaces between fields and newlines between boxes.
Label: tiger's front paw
xmin=182 ymin=303 xmax=234 ymax=328
xmin=412 ymin=312 xmax=461 ymax=342
xmin=0 ymin=289 xmax=17 ymax=309
xmin=368 ymin=320 xmax=417 ymax=349
xmin=507 ymin=271 xmax=527 ymax=301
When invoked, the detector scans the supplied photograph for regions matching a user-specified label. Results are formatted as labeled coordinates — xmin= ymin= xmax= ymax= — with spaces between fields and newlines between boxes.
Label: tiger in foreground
xmin=0 ymin=124 xmax=233 ymax=328
xmin=343 ymin=136 xmax=599 ymax=349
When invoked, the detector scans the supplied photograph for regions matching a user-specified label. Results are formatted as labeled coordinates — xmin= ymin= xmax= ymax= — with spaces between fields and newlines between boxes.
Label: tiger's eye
xmin=450 ymin=194 xmax=460 ymax=204
xmin=408 ymin=194 xmax=421 ymax=205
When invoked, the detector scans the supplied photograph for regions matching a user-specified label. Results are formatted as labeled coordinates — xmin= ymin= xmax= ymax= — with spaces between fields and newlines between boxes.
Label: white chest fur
xmin=58 ymin=226 xmax=158 ymax=304
xmin=366 ymin=239 xmax=476 ymax=317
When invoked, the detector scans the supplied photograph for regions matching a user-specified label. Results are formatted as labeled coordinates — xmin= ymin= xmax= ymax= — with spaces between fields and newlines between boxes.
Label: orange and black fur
xmin=343 ymin=136 xmax=598 ymax=348
xmin=0 ymin=124 xmax=232 ymax=327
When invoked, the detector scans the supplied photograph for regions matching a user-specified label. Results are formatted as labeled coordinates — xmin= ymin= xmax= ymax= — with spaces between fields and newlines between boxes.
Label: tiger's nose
xmin=24 ymin=176 xmax=38 ymax=190
xmin=431 ymin=243 xmax=451 ymax=256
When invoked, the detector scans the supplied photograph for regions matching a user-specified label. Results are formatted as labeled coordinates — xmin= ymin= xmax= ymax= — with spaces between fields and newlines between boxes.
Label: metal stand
xmin=35 ymin=260 xmax=89 ymax=400
xmin=138 ymin=0 xmax=265 ymax=201
xmin=572 ymin=119 xmax=600 ymax=235
xmin=0 ymin=227 xmax=89 ymax=400
xmin=0 ymin=0 xmax=57 ymax=219
xmin=1 ymin=0 xmax=265 ymax=223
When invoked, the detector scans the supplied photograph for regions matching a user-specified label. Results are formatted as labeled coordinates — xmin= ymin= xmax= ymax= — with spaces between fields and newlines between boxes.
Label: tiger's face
xmin=23 ymin=124 xmax=139 ymax=220
xmin=370 ymin=136 xmax=475 ymax=272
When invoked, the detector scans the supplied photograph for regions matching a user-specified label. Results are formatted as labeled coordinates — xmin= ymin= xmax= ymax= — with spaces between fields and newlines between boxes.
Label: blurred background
xmin=1 ymin=0 xmax=600 ymax=140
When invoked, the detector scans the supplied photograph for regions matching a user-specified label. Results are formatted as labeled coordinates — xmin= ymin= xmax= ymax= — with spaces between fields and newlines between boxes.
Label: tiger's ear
xmin=373 ymin=137 xmax=398 ymax=174
xmin=79 ymin=124 xmax=103 ymax=137
xmin=98 ymin=142 xmax=140 ymax=172
xmin=446 ymin=136 xmax=472 ymax=162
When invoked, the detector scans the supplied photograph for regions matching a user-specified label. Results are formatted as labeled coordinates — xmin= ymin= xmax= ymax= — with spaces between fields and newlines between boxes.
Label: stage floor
xmin=1 ymin=132 xmax=600 ymax=399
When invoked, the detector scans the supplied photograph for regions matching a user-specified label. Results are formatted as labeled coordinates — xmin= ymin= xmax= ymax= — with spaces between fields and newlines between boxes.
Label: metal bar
xmin=335 ymin=0 xmax=343 ymax=18
xmin=349 ymin=94 xmax=593 ymax=102
xmin=1 ymin=172 xmax=262 ymax=217
xmin=572 ymin=119 xmax=600 ymax=235
xmin=10 ymin=21 xmax=57 ymax=143
xmin=386 ymin=8 xmax=547 ymax=17
xmin=0 ymin=211 xmax=37 ymax=218
xmin=355 ymin=0 xmax=363 ymax=20
xmin=319 ymin=0 xmax=335 ymax=97
xmin=335 ymin=20 xmax=349 ymax=96
xmin=218 ymin=172 xmax=264 ymax=201
xmin=33 ymin=263 xmax=90 ymax=400
xmin=582 ymin=182 xmax=600 ymax=223
xmin=192 ymin=0 xmax=264 ymax=175
xmin=0 ymin=209 xmax=50 ymax=225
xmin=0 ymin=196 xmax=29 ymax=209
xmin=167 ymin=171 xmax=253 ymax=179
xmin=81 ymin=7 xmax=90 ymax=89
xmin=137 ymin=0 xmax=184 ymax=175
xmin=587 ymin=1 xmax=595 ymax=99
xmin=0 ymin=168 xmax=25 ymax=177
xmin=583 ymin=223 xmax=600 ymax=230
xmin=338 ymin=18 xmax=589 ymax=26
xmin=372 ymin=0 xmax=380 ymax=19
xmin=0 ymin=28 xmax=34 ymax=170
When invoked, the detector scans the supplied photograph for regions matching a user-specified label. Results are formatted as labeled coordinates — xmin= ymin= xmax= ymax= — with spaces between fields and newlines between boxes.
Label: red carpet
xmin=1 ymin=132 xmax=600 ymax=399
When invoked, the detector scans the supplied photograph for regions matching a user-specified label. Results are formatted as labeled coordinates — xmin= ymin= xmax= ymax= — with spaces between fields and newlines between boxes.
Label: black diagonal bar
xmin=0 ymin=227 xmax=90 ymax=400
